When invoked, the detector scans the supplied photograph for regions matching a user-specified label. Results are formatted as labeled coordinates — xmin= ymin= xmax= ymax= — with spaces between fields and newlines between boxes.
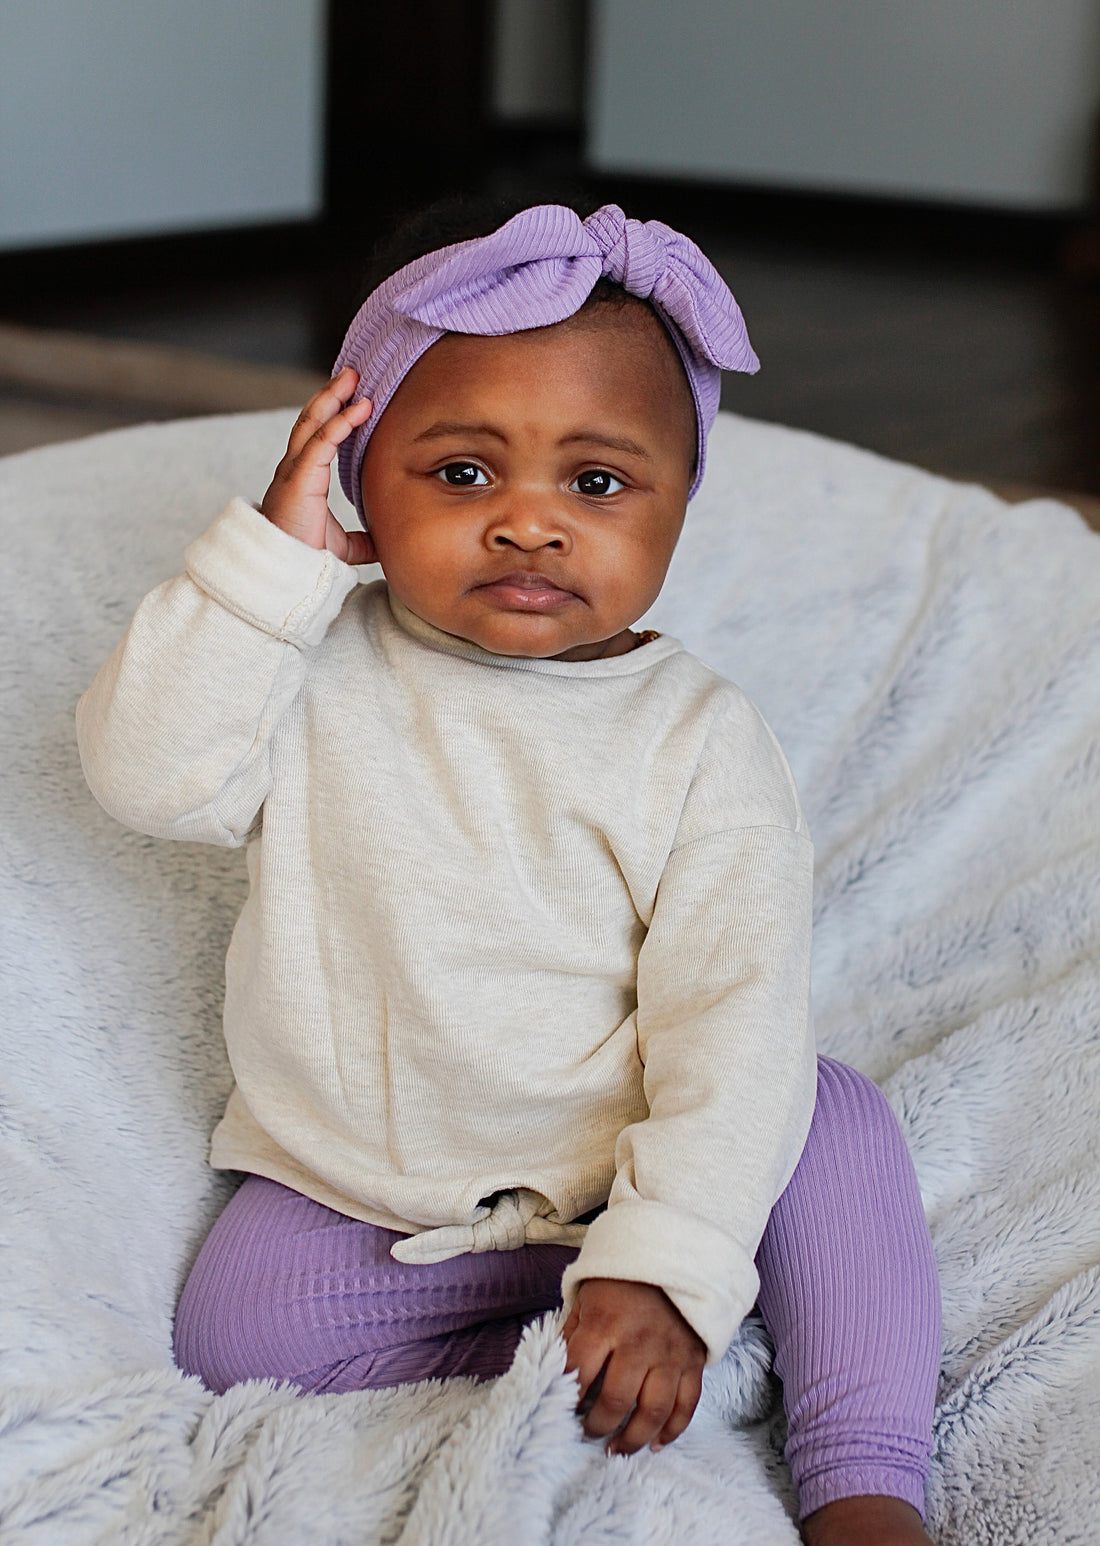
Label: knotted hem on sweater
xmin=389 ymin=1188 xmax=590 ymax=1264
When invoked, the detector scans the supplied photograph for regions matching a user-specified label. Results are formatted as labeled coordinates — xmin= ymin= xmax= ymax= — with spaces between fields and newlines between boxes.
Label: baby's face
xmin=358 ymin=306 xmax=696 ymax=660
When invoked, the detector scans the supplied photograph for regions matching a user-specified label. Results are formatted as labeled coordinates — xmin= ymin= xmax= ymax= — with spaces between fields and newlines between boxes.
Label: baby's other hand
xmin=261 ymin=367 xmax=375 ymax=564
xmin=562 ymin=1278 xmax=706 ymax=1455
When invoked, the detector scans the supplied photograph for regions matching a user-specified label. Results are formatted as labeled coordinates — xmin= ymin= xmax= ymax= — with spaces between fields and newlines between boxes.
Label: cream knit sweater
xmin=77 ymin=498 xmax=816 ymax=1361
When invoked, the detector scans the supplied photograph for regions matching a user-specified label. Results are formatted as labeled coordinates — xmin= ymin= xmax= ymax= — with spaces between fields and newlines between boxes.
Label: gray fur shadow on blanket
xmin=2 ymin=409 xmax=1099 ymax=1545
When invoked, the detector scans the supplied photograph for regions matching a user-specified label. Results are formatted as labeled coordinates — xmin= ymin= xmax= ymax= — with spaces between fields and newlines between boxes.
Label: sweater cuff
xmin=184 ymin=497 xmax=360 ymax=649
xmin=559 ymin=1201 xmax=759 ymax=1364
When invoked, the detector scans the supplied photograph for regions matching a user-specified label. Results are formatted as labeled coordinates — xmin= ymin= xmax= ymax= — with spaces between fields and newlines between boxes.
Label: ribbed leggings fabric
xmin=174 ymin=1057 xmax=941 ymax=1520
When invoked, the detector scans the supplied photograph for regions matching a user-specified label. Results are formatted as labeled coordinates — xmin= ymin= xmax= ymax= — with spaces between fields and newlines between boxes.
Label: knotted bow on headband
xmin=334 ymin=203 xmax=759 ymax=522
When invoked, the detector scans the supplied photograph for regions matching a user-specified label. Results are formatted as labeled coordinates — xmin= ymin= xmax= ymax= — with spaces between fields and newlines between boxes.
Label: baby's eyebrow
xmin=558 ymin=431 xmax=652 ymax=461
xmin=412 ymin=421 xmax=652 ymax=462
xmin=414 ymin=420 xmax=507 ymax=443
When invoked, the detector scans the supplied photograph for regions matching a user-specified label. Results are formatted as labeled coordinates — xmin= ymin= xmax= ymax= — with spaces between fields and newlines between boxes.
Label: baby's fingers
xmin=276 ymin=395 xmax=373 ymax=493
xmin=284 ymin=366 xmax=363 ymax=460
xmin=262 ymin=390 xmax=372 ymax=549
xmin=650 ymin=1366 xmax=703 ymax=1451
xmin=579 ymin=1354 xmax=643 ymax=1442
xmin=606 ymin=1367 xmax=678 ymax=1456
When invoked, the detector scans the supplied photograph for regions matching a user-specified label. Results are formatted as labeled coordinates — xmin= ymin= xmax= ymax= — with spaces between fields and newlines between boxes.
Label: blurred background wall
xmin=589 ymin=0 xmax=1100 ymax=209
xmin=0 ymin=0 xmax=325 ymax=250
xmin=492 ymin=0 xmax=584 ymax=128
xmin=1 ymin=0 xmax=1098 ymax=518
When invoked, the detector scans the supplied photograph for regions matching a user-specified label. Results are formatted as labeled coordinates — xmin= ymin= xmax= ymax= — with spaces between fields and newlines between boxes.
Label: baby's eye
xmin=437 ymin=462 xmax=489 ymax=487
xmin=570 ymin=469 xmax=624 ymax=497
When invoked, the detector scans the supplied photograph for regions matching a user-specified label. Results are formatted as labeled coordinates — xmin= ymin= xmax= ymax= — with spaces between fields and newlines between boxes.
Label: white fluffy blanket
xmin=2 ymin=410 xmax=1099 ymax=1544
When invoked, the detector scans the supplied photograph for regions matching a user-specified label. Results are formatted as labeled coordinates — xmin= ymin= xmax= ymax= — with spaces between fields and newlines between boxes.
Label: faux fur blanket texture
xmin=2 ymin=410 xmax=1099 ymax=1544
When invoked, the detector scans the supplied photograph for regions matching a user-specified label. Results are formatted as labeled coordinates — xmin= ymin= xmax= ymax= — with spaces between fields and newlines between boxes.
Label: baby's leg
xmin=754 ymin=1057 xmax=941 ymax=1539
xmin=173 ymin=1176 xmax=577 ymax=1394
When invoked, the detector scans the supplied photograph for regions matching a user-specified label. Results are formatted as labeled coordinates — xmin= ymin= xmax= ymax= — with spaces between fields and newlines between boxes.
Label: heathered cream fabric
xmin=76 ymin=496 xmax=815 ymax=1360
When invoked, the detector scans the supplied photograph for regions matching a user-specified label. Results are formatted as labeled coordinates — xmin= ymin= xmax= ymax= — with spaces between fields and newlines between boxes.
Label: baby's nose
xmin=486 ymin=496 xmax=572 ymax=551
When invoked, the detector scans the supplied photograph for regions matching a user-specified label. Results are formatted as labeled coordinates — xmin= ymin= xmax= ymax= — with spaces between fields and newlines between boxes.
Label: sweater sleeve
xmin=560 ymin=695 xmax=816 ymax=1363
xmin=76 ymin=497 xmax=360 ymax=847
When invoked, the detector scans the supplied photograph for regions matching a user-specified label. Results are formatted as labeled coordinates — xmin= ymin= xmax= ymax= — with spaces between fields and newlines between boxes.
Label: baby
xmin=78 ymin=199 xmax=940 ymax=1546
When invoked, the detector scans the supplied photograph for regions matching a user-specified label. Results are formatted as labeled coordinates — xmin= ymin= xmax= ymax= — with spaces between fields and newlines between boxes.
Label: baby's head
xmin=333 ymin=199 xmax=758 ymax=662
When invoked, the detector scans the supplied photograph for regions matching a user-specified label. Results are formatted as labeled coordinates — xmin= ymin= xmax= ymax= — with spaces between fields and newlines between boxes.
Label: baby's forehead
xmin=553 ymin=295 xmax=685 ymax=365
xmin=541 ymin=302 xmax=696 ymax=437
xmin=442 ymin=303 xmax=694 ymax=423
xmin=369 ymin=302 xmax=698 ymax=475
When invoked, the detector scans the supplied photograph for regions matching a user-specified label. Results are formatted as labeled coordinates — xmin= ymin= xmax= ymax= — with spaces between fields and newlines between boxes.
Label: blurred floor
xmin=712 ymin=239 xmax=1100 ymax=498
xmin=2 ymin=211 xmax=1098 ymax=528
xmin=0 ymin=320 xmax=326 ymax=458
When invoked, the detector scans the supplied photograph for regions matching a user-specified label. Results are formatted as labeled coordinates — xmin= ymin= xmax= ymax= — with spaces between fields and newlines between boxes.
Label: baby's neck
xmin=550 ymin=627 xmax=645 ymax=662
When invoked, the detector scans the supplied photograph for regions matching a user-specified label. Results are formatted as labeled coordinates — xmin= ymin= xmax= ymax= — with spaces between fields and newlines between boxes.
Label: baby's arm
xmin=77 ymin=375 xmax=372 ymax=845
xmin=562 ymin=699 xmax=816 ymax=1447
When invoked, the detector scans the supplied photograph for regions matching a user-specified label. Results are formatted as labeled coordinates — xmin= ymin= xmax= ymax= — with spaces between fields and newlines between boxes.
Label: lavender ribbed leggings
xmin=174 ymin=1058 xmax=940 ymax=1520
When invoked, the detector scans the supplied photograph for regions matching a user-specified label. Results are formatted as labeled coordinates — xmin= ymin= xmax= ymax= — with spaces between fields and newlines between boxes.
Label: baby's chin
xmin=459 ymin=610 xmax=637 ymax=661
xmin=412 ymin=604 xmax=632 ymax=661
xmin=468 ymin=621 xmax=640 ymax=662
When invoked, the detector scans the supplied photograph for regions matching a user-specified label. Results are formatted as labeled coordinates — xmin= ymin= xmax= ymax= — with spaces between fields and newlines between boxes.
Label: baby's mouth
xmin=475 ymin=571 xmax=578 ymax=609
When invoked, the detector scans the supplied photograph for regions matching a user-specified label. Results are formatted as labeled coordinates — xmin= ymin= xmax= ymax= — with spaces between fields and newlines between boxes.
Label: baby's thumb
xmin=339 ymin=527 xmax=378 ymax=567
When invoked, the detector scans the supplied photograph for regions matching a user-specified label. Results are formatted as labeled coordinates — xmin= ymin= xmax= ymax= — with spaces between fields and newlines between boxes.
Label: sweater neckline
xmin=384 ymin=587 xmax=683 ymax=677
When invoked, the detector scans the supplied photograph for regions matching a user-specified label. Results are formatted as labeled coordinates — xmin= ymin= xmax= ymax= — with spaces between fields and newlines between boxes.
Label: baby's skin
xmin=260 ymin=304 xmax=935 ymax=1544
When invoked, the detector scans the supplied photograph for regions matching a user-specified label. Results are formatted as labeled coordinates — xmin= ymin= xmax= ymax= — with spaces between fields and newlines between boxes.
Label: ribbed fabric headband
xmin=334 ymin=202 xmax=759 ymax=523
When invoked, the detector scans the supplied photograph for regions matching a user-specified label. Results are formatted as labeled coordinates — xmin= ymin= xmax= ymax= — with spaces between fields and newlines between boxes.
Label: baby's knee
xmin=809 ymin=1056 xmax=908 ymax=1164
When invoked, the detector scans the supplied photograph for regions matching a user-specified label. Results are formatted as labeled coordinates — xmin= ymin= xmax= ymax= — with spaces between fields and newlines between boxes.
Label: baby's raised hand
xmin=261 ymin=367 xmax=376 ymax=564
xmin=563 ymin=1277 xmax=706 ymax=1456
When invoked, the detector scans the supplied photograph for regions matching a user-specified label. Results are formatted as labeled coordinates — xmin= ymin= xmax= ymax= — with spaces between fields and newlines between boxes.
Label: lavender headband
xmin=333 ymin=203 xmax=759 ymax=522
